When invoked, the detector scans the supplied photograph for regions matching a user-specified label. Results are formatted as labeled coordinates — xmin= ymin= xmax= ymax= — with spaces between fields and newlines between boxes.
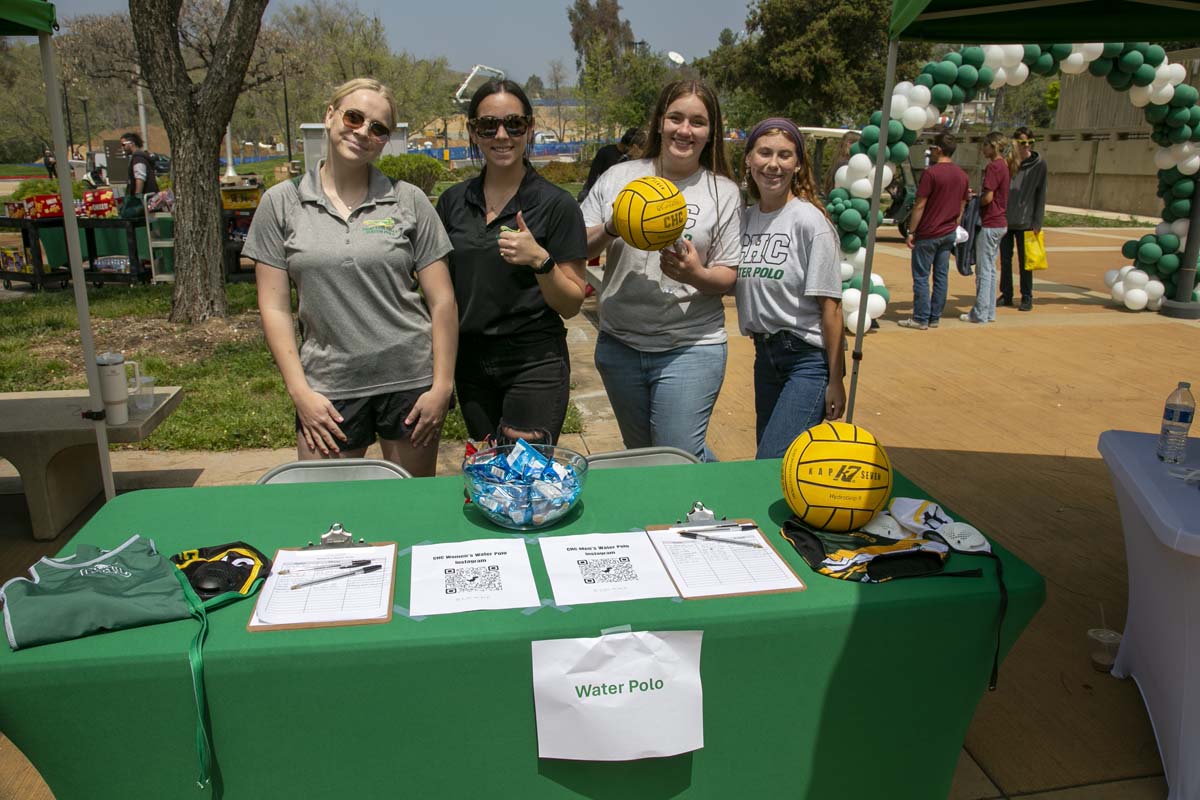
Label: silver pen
xmin=290 ymin=564 xmax=382 ymax=590
xmin=674 ymin=524 xmax=762 ymax=548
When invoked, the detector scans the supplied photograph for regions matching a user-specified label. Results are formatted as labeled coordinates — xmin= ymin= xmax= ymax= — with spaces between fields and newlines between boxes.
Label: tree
xmin=546 ymin=59 xmax=571 ymax=141
xmin=566 ymin=0 xmax=633 ymax=74
xmin=696 ymin=0 xmax=933 ymax=128
xmin=525 ymin=73 xmax=545 ymax=98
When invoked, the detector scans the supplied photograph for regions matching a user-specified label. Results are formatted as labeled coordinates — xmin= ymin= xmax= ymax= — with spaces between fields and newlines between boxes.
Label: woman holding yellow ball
xmin=580 ymin=80 xmax=743 ymax=461
xmin=736 ymin=117 xmax=845 ymax=459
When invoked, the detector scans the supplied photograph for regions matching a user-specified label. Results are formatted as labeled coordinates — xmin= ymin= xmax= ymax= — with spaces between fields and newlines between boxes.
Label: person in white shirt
xmin=734 ymin=117 xmax=845 ymax=459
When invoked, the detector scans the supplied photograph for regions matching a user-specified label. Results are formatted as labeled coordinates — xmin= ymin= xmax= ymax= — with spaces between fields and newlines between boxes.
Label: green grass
xmin=0 ymin=283 xmax=582 ymax=450
xmin=0 ymin=164 xmax=45 ymax=178
xmin=1043 ymin=211 xmax=1155 ymax=228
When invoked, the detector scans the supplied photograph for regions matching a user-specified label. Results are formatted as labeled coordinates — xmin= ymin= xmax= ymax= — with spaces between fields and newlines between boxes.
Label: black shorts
xmin=295 ymin=386 xmax=436 ymax=451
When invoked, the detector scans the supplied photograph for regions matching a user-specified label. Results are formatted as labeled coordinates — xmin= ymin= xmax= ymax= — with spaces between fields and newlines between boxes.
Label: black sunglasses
xmin=339 ymin=108 xmax=391 ymax=142
xmin=469 ymin=114 xmax=532 ymax=139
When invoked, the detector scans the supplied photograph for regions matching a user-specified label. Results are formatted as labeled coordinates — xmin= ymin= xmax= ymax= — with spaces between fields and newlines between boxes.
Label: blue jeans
xmin=753 ymin=331 xmax=829 ymax=460
xmin=594 ymin=332 xmax=726 ymax=462
xmin=970 ymin=226 xmax=1006 ymax=322
xmin=910 ymin=232 xmax=956 ymax=324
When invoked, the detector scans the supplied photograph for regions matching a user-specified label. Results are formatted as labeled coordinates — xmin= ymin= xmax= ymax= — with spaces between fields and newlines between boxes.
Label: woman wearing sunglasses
xmin=999 ymin=126 xmax=1047 ymax=311
xmin=245 ymin=78 xmax=458 ymax=476
xmin=436 ymin=79 xmax=587 ymax=446
xmin=580 ymin=80 xmax=742 ymax=461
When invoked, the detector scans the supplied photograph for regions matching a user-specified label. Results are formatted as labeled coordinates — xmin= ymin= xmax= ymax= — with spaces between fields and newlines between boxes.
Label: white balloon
xmin=1145 ymin=279 xmax=1166 ymax=301
xmin=840 ymin=261 xmax=854 ymax=281
xmin=1170 ymin=218 xmax=1191 ymax=238
xmin=1156 ymin=221 xmax=1172 ymax=236
xmin=1001 ymin=44 xmax=1025 ymax=68
xmin=1081 ymin=43 xmax=1105 ymax=61
xmin=1008 ymin=62 xmax=1030 ymax=86
xmin=1168 ymin=63 xmax=1187 ymax=86
xmin=890 ymin=94 xmax=910 ymax=118
xmin=1154 ymin=63 xmax=1173 ymax=87
xmin=1124 ymin=269 xmax=1149 ymax=289
xmin=1180 ymin=154 xmax=1200 ymax=176
xmin=1060 ymin=53 xmax=1088 ymax=74
xmin=907 ymin=84 xmax=932 ymax=108
xmin=983 ymin=45 xmax=1005 ymax=70
xmin=1148 ymin=295 xmax=1164 ymax=311
xmin=881 ymin=164 xmax=894 ymax=188
xmin=849 ymin=246 xmax=867 ymax=270
xmin=835 ymin=165 xmax=851 ymax=188
xmin=866 ymin=292 xmax=887 ymax=320
xmin=843 ymin=311 xmax=858 ymax=334
xmin=1151 ymin=82 xmax=1176 ymax=105
xmin=1124 ymin=287 xmax=1149 ymax=311
xmin=1129 ymin=84 xmax=1153 ymax=108
xmin=1104 ymin=268 xmax=1120 ymax=287
xmin=1118 ymin=264 xmax=1136 ymax=280
xmin=1156 ymin=147 xmax=1179 ymax=171
xmin=925 ymin=106 xmax=940 ymax=128
xmin=849 ymin=178 xmax=874 ymax=199
xmin=1181 ymin=142 xmax=1197 ymax=158
xmin=893 ymin=81 xmax=914 ymax=97
xmin=1111 ymin=280 xmax=1127 ymax=302
xmin=869 ymin=272 xmax=886 ymax=287
xmin=842 ymin=287 xmax=862 ymax=314
xmin=847 ymin=153 xmax=874 ymax=179
xmin=902 ymin=105 xmax=928 ymax=131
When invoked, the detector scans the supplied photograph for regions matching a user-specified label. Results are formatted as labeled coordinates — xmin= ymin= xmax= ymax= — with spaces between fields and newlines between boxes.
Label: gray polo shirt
xmin=243 ymin=165 xmax=452 ymax=399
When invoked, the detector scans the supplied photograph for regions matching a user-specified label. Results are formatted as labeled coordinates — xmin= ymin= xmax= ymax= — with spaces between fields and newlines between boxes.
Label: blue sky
xmin=47 ymin=0 xmax=751 ymax=83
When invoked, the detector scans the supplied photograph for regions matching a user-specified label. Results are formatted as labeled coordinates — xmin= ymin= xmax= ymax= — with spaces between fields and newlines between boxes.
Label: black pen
xmin=677 ymin=531 xmax=762 ymax=549
xmin=291 ymin=564 xmax=382 ymax=590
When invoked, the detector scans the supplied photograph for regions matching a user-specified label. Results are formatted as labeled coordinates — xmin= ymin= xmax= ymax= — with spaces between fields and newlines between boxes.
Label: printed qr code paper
xmin=531 ymin=630 xmax=703 ymax=761
xmin=409 ymin=538 xmax=539 ymax=616
xmin=538 ymin=532 xmax=679 ymax=606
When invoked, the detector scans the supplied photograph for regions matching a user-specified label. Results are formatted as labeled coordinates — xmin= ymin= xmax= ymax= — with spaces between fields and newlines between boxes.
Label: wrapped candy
xmin=464 ymin=440 xmax=583 ymax=529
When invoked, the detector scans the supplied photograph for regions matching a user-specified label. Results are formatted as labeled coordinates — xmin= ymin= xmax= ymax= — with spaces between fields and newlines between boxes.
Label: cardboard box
xmin=3 ymin=201 xmax=25 ymax=219
xmin=220 ymin=186 xmax=263 ymax=210
xmin=84 ymin=188 xmax=117 ymax=219
xmin=0 ymin=246 xmax=25 ymax=270
xmin=23 ymin=194 xmax=64 ymax=219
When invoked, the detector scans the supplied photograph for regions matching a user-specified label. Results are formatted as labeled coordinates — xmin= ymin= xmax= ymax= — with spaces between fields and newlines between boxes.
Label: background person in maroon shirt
xmin=900 ymin=132 xmax=969 ymax=330
xmin=962 ymin=132 xmax=1011 ymax=324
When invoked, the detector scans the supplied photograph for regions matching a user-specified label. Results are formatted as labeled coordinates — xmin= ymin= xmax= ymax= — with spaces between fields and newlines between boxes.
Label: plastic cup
xmin=132 ymin=375 xmax=156 ymax=412
xmin=1087 ymin=628 xmax=1122 ymax=673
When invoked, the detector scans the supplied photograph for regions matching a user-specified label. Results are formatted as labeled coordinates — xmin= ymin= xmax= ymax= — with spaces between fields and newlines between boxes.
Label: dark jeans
xmin=910 ymin=232 xmax=956 ymax=324
xmin=999 ymin=229 xmax=1033 ymax=302
xmin=752 ymin=331 xmax=829 ymax=460
xmin=455 ymin=331 xmax=570 ymax=444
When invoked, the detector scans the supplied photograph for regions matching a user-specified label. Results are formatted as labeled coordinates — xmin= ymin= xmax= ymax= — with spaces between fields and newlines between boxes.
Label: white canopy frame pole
xmin=846 ymin=38 xmax=900 ymax=424
xmin=39 ymin=32 xmax=115 ymax=501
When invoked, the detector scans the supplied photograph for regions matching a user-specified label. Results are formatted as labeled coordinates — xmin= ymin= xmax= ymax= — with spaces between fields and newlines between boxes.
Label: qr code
xmin=577 ymin=557 xmax=637 ymax=584
xmin=444 ymin=565 xmax=502 ymax=594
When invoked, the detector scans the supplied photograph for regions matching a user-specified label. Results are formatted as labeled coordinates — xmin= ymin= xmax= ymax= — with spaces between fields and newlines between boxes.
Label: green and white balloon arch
xmin=827 ymin=42 xmax=1200 ymax=326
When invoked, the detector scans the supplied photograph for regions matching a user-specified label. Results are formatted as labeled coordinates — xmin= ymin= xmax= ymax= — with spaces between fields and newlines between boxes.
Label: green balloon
xmin=1119 ymin=50 xmax=1144 ymax=73
xmin=1193 ymin=286 xmax=1200 ymax=302
xmin=948 ymin=84 xmax=964 ymax=105
xmin=921 ymin=62 xmax=937 ymax=75
xmin=849 ymin=198 xmax=870 ymax=215
xmin=1172 ymin=180 xmax=1195 ymax=199
xmin=1167 ymin=106 xmax=1192 ymax=128
xmin=1101 ymin=43 xmax=1125 ymax=58
xmin=1191 ymin=126 xmax=1200 ymax=143
xmin=890 ymin=141 xmax=910 ymax=163
xmin=1189 ymin=106 xmax=1200 ymax=127
xmin=1140 ymin=233 xmax=1158 ymax=244
xmin=870 ymin=110 xmax=882 ymax=126
xmin=930 ymin=83 xmax=953 ymax=109
xmin=1146 ymin=103 xmax=1172 ymax=123
xmin=1169 ymin=124 xmax=1193 ymax=144
xmin=857 ymin=220 xmax=869 ymax=239
xmin=915 ymin=73 xmax=935 ymax=88
xmin=1089 ymin=58 xmax=1115 ymax=77
xmin=961 ymin=46 xmax=985 ymax=68
xmin=1022 ymin=44 xmax=1042 ymax=63
xmin=866 ymin=142 xmax=890 ymax=161
xmin=1138 ymin=242 xmax=1164 ymax=263
xmin=828 ymin=188 xmax=849 ymax=202
xmin=977 ymin=66 xmax=994 ymax=87
xmin=877 ymin=209 xmax=885 ymax=225
xmin=848 ymin=275 xmax=864 ymax=291
xmin=1145 ymin=44 xmax=1166 ymax=67
xmin=1133 ymin=64 xmax=1157 ymax=87
xmin=861 ymin=125 xmax=880 ymax=146
xmin=944 ymin=51 xmax=963 ymax=67
xmin=840 ymin=233 xmax=862 ymax=253
xmin=887 ymin=119 xmax=904 ymax=143
xmin=1170 ymin=84 xmax=1198 ymax=108
xmin=1031 ymin=52 xmax=1055 ymax=75
xmin=838 ymin=208 xmax=863 ymax=232
xmin=1131 ymin=42 xmax=1151 ymax=55
xmin=1050 ymin=43 xmax=1073 ymax=60
xmin=933 ymin=60 xmax=959 ymax=85
xmin=1121 ymin=240 xmax=1139 ymax=258
xmin=1164 ymin=205 xmax=1180 ymax=222
xmin=1153 ymin=130 xmax=1172 ymax=147
xmin=956 ymin=64 xmax=979 ymax=88
xmin=848 ymin=143 xmax=863 ymax=157
xmin=1159 ymin=252 xmax=1182 ymax=274
xmin=1170 ymin=197 xmax=1192 ymax=217
xmin=901 ymin=128 xmax=917 ymax=145
xmin=869 ymin=284 xmax=891 ymax=302
xmin=1107 ymin=69 xmax=1134 ymax=90
xmin=1159 ymin=233 xmax=1182 ymax=252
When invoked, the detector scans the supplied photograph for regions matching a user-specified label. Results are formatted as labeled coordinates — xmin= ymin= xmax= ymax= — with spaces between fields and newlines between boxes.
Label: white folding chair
xmin=585 ymin=447 xmax=700 ymax=470
xmin=256 ymin=458 xmax=412 ymax=485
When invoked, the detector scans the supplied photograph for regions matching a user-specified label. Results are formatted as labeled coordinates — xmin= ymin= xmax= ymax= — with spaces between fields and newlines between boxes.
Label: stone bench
xmin=0 ymin=387 xmax=183 ymax=540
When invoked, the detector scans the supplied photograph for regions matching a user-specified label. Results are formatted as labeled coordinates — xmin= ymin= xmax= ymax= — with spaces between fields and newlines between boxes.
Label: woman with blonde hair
xmin=580 ymin=79 xmax=743 ymax=461
xmin=962 ymin=131 xmax=1011 ymax=324
xmin=735 ymin=117 xmax=845 ymax=458
xmin=244 ymin=77 xmax=458 ymax=476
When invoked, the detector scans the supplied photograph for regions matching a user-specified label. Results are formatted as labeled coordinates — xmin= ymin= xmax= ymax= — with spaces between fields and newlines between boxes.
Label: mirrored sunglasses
xmin=340 ymin=108 xmax=391 ymax=142
xmin=469 ymin=114 xmax=532 ymax=139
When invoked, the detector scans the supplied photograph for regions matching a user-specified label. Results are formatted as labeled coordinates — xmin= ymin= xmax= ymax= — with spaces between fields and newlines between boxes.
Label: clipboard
xmin=645 ymin=519 xmax=806 ymax=599
xmin=247 ymin=529 xmax=397 ymax=632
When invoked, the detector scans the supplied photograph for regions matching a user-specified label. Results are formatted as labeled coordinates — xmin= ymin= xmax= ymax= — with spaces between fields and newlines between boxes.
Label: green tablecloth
xmin=0 ymin=461 xmax=1044 ymax=799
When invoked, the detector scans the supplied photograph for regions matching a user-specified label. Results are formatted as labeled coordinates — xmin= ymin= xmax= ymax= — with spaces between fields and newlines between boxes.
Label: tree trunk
xmin=168 ymin=126 xmax=227 ymax=322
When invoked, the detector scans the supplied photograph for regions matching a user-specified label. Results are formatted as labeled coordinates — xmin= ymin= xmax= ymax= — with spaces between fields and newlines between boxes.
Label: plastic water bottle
xmin=1156 ymin=381 xmax=1195 ymax=463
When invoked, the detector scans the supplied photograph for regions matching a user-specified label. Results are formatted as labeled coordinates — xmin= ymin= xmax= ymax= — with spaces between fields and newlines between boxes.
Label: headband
xmin=745 ymin=117 xmax=806 ymax=159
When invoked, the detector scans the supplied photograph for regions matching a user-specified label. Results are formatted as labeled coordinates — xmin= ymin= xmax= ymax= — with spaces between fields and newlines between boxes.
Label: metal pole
xmin=1161 ymin=183 xmax=1200 ymax=318
xmin=224 ymin=123 xmax=237 ymax=178
xmin=845 ymin=38 xmax=900 ymax=424
xmin=135 ymin=64 xmax=149 ymax=150
xmin=281 ymin=65 xmax=293 ymax=165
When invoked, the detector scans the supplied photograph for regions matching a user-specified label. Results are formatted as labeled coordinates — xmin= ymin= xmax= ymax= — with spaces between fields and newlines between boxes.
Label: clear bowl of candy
xmin=462 ymin=440 xmax=588 ymax=531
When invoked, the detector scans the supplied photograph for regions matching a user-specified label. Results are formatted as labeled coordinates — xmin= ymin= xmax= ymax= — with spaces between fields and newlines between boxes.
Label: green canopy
xmin=891 ymin=0 xmax=1200 ymax=43
xmin=0 ymin=0 xmax=56 ymax=36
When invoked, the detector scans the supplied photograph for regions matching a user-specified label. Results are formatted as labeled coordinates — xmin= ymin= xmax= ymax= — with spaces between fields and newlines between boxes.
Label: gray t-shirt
xmin=580 ymin=158 xmax=743 ymax=352
xmin=734 ymin=198 xmax=842 ymax=348
xmin=243 ymin=165 xmax=452 ymax=399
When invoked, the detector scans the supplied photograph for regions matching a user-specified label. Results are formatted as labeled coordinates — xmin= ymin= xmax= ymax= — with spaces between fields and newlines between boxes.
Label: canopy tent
xmin=0 ymin=0 xmax=116 ymax=501
xmin=846 ymin=0 xmax=1200 ymax=421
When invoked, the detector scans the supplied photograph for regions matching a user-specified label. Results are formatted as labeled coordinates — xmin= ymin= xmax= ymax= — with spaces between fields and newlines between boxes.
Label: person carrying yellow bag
xmin=1024 ymin=229 xmax=1049 ymax=271
xmin=999 ymin=127 xmax=1048 ymax=311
